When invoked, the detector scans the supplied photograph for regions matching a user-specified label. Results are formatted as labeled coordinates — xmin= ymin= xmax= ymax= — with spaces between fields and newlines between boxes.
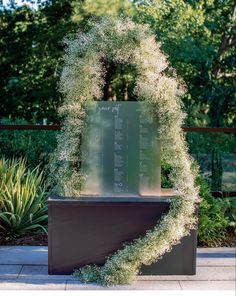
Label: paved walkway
xmin=0 ymin=247 xmax=235 ymax=290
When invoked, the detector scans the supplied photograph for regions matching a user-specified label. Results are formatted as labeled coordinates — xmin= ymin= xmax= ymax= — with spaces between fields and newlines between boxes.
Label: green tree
xmin=1 ymin=0 xmax=235 ymax=126
xmin=0 ymin=1 xmax=76 ymax=123
xmin=72 ymin=0 xmax=136 ymax=102
xmin=72 ymin=0 xmax=134 ymax=25
xmin=134 ymin=0 xmax=236 ymax=126
xmin=0 ymin=0 xmax=135 ymax=123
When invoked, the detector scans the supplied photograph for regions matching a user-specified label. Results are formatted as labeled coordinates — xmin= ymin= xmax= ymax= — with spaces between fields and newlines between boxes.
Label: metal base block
xmin=48 ymin=195 xmax=197 ymax=275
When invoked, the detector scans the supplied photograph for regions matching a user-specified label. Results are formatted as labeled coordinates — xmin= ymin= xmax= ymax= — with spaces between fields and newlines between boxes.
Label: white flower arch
xmin=51 ymin=17 xmax=199 ymax=286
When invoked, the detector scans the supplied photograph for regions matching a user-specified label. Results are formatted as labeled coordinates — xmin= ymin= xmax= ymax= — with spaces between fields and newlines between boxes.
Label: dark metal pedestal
xmin=48 ymin=195 xmax=197 ymax=275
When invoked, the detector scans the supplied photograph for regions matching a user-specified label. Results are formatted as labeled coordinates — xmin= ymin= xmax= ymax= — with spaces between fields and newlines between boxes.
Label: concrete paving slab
xmin=180 ymin=280 xmax=236 ymax=290
xmin=0 ymin=265 xmax=22 ymax=279
xmin=66 ymin=279 xmax=182 ymax=290
xmin=138 ymin=266 xmax=236 ymax=281
xmin=0 ymin=246 xmax=47 ymax=265
xmin=0 ymin=279 xmax=66 ymax=290
xmin=19 ymin=265 xmax=74 ymax=280
xmin=197 ymin=247 xmax=236 ymax=256
xmin=197 ymin=247 xmax=236 ymax=266
xmin=197 ymin=258 xmax=235 ymax=266
xmin=0 ymin=246 xmax=235 ymax=290
xmin=19 ymin=265 xmax=49 ymax=276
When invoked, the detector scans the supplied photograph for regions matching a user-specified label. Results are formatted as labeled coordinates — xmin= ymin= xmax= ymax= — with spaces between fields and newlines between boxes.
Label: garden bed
xmin=0 ymin=230 xmax=235 ymax=247
xmin=0 ymin=232 xmax=48 ymax=246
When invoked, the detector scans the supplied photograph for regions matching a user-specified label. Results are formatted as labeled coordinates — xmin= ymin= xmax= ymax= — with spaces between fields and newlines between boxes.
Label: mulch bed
xmin=197 ymin=228 xmax=236 ymax=248
xmin=0 ymin=230 xmax=235 ymax=247
xmin=0 ymin=232 xmax=48 ymax=246
xmin=223 ymin=235 xmax=236 ymax=247
xmin=218 ymin=229 xmax=236 ymax=248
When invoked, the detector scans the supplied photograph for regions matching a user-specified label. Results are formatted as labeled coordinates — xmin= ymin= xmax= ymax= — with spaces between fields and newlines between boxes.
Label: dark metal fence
xmin=0 ymin=125 xmax=236 ymax=132
xmin=0 ymin=125 xmax=235 ymax=197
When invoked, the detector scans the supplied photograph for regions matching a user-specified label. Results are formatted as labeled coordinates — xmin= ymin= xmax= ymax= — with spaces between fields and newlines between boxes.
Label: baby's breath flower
xmin=50 ymin=17 xmax=199 ymax=286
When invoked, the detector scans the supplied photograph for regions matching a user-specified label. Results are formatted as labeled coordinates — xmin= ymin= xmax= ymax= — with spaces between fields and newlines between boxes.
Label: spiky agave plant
xmin=0 ymin=158 xmax=48 ymax=234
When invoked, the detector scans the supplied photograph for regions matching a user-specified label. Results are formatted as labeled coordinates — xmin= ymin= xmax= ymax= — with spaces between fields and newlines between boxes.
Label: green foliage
xmin=0 ymin=0 xmax=235 ymax=126
xmin=134 ymin=0 xmax=236 ymax=127
xmin=197 ymin=175 xmax=228 ymax=246
xmin=187 ymin=132 xmax=236 ymax=154
xmin=161 ymin=159 xmax=174 ymax=188
xmin=211 ymin=149 xmax=223 ymax=191
xmin=162 ymin=159 xmax=235 ymax=247
xmin=0 ymin=1 xmax=76 ymax=123
xmin=0 ymin=118 xmax=57 ymax=170
xmin=0 ymin=0 xmax=135 ymax=123
xmin=187 ymin=132 xmax=236 ymax=191
xmin=0 ymin=158 xmax=48 ymax=234
xmin=72 ymin=0 xmax=134 ymax=25
xmin=224 ymin=197 xmax=236 ymax=229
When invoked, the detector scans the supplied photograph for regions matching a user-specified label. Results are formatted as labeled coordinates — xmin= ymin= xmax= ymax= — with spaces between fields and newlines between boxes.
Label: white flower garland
xmin=51 ymin=17 xmax=199 ymax=286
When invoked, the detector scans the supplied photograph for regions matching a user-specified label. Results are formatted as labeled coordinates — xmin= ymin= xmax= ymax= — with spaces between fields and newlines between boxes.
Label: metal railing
xmin=0 ymin=125 xmax=236 ymax=133
xmin=0 ymin=124 xmax=235 ymax=197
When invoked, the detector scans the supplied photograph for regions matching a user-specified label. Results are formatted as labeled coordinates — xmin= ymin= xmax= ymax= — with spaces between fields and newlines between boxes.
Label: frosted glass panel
xmin=80 ymin=101 xmax=161 ymax=196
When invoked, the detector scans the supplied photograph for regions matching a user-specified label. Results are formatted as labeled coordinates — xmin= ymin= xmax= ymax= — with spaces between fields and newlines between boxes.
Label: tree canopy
xmin=0 ymin=0 xmax=235 ymax=126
